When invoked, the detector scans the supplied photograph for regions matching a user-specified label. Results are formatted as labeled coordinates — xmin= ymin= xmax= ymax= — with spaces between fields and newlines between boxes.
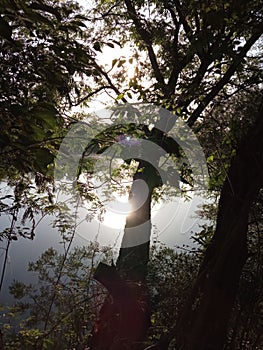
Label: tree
xmin=174 ymin=97 xmax=263 ymax=349
xmin=1 ymin=0 xmax=262 ymax=349
xmin=76 ymin=1 xmax=263 ymax=349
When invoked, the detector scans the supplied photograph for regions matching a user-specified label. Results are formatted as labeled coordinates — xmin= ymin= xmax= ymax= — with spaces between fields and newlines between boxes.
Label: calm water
xmin=0 ymin=194 xmax=206 ymax=305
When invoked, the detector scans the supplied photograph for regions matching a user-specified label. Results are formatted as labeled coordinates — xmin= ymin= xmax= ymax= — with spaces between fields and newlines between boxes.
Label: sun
xmin=101 ymin=193 xmax=131 ymax=229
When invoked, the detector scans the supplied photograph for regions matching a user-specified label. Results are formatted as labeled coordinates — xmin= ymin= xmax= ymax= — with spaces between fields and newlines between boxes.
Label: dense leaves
xmin=91 ymin=0 xmax=262 ymax=108
xmin=0 ymin=0 xmax=98 ymax=178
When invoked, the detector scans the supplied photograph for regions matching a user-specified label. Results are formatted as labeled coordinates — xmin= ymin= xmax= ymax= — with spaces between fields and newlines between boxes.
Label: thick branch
xmin=164 ymin=3 xmax=181 ymax=94
xmin=174 ymin=0 xmax=193 ymax=41
xmin=124 ymin=0 xmax=167 ymax=94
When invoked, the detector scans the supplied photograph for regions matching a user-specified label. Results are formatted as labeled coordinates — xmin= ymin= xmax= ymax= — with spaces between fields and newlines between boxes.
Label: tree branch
xmin=92 ymin=59 xmax=128 ymax=103
xmin=164 ymin=2 xmax=181 ymax=94
xmin=187 ymin=26 xmax=263 ymax=127
xmin=177 ymin=58 xmax=214 ymax=109
xmin=174 ymin=0 xmax=193 ymax=41
xmin=74 ymin=85 xmax=116 ymax=105
xmin=124 ymin=0 xmax=167 ymax=94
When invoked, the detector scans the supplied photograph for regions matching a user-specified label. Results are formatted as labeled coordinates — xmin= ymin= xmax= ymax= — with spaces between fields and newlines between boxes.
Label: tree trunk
xmin=175 ymin=99 xmax=263 ymax=350
xmin=89 ymin=160 xmax=160 ymax=349
xmin=0 ymin=330 xmax=4 ymax=350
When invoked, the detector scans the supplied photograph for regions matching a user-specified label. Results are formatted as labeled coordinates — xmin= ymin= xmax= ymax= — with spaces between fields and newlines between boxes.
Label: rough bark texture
xmin=175 ymin=99 xmax=263 ymax=350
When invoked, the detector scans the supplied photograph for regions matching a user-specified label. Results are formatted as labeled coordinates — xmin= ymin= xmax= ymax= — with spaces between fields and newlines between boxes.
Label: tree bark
xmin=0 ymin=330 xmax=4 ymax=350
xmin=175 ymin=98 xmax=263 ymax=350
xmin=89 ymin=160 xmax=160 ymax=349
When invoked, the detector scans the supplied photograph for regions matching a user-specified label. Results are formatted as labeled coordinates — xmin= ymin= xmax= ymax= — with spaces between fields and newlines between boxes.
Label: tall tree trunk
xmin=0 ymin=330 xmax=4 ymax=350
xmin=89 ymin=160 xmax=160 ymax=349
xmin=175 ymin=99 xmax=263 ymax=350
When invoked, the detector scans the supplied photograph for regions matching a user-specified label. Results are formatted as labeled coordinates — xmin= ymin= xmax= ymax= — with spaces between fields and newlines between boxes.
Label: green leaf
xmin=24 ymin=10 xmax=54 ymax=27
xmin=112 ymin=58 xmax=118 ymax=67
xmin=116 ymin=93 xmax=124 ymax=100
xmin=30 ymin=124 xmax=46 ymax=141
xmin=72 ymin=20 xmax=87 ymax=28
xmin=34 ymin=148 xmax=54 ymax=174
xmin=117 ymin=59 xmax=126 ymax=67
xmin=93 ymin=42 xmax=102 ymax=52
xmin=106 ymin=42 xmax=114 ymax=48
xmin=207 ymin=155 xmax=214 ymax=163
xmin=33 ymin=105 xmax=58 ymax=129
xmin=29 ymin=2 xmax=62 ymax=20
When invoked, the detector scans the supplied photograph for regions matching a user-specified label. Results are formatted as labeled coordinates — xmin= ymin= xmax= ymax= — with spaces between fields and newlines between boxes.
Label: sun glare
xmin=102 ymin=193 xmax=131 ymax=229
